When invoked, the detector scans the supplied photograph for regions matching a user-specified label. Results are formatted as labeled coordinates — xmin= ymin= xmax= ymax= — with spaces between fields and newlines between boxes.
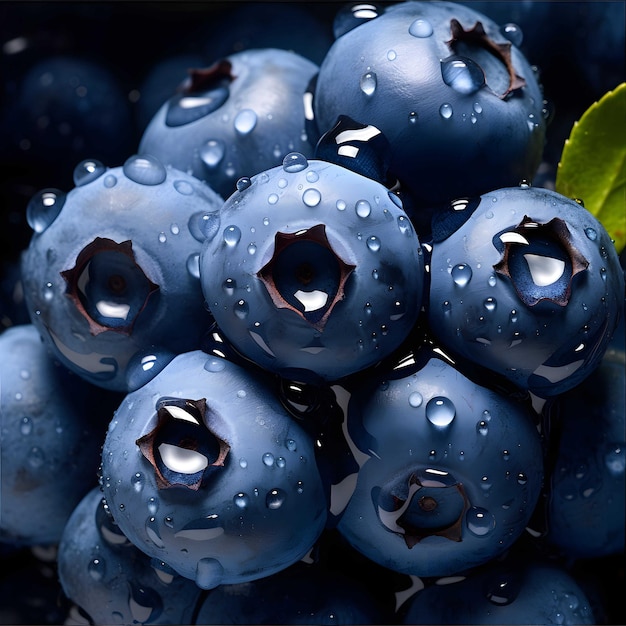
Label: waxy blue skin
xmin=200 ymin=154 xmax=425 ymax=382
xmin=313 ymin=1 xmax=546 ymax=211
xmin=20 ymin=155 xmax=223 ymax=392
xmin=100 ymin=351 xmax=328 ymax=589
xmin=139 ymin=48 xmax=319 ymax=200
xmin=336 ymin=353 xmax=543 ymax=578
xmin=427 ymin=186 xmax=624 ymax=397
xmin=58 ymin=488 xmax=203 ymax=625
xmin=0 ymin=324 xmax=118 ymax=546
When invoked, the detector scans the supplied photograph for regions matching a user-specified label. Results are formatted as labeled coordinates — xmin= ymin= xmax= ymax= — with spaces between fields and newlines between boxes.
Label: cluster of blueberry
xmin=1 ymin=2 xmax=624 ymax=624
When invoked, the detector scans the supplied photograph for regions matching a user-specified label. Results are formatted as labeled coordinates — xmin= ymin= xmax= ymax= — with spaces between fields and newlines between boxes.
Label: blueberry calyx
xmin=447 ymin=18 xmax=525 ymax=98
xmin=493 ymin=216 xmax=589 ymax=307
xmin=60 ymin=237 xmax=159 ymax=336
xmin=136 ymin=397 xmax=230 ymax=491
xmin=183 ymin=59 xmax=235 ymax=94
xmin=257 ymin=224 xmax=356 ymax=331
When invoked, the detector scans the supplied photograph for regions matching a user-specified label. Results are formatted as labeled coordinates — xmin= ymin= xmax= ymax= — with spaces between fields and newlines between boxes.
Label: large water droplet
xmin=451 ymin=263 xmax=472 ymax=287
xmin=501 ymin=23 xmax=523 ymax=47
xmin=262 ymin=452 xmax=275 ymax=467
xmin=266 ymin=488 xmax=286 ymax=509
xmin=189 ymin=211 xmax=220 ymax=243
xmin=200 ymin=139 xmax=225 ymax=169
xmin=283 ymin=152 xmax=308 ymax=173
xmin=439 ymin=103 xmax=453 ymax=119
xmin=441 ymin=57 xmax=485 ymax=94
xmin=360 ymin=71 xmax=377 ymax=96
xmin=26 ymin=189 xmax=66 ymax=233
xmin=466 ymin=507 xmax=496 ymax=536
xmin=356 ymin=199 xmax=371 ymax=218
xmin=223 ymin=225 xmax=242 ymax=247
xmin=123 ymin=155 xmax=167 ymax=186
xmin=302 ymin=188 xmax=321 ymax=207
xmin=234 ymin=109 xmax=257 ymax=135
xmin=425 ymin=396 xmax=456 ymax=427
xmin=366 ymin=236 xmax=381 ymax=252
xmin=236 ymin=176 xmax=252 ymax=192
xmin=409 ymin=18 xmax=433 ymax=37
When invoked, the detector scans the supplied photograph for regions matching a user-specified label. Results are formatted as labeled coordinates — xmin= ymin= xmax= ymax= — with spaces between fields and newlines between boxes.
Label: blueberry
xmin=427 ymin=185 xmax=624 ymax=398
xmin=58 ymin=488 xmax=202 ymax=624
xmin=199 ymin=152 xmax=424 ymax=382
xmin=400 ymin=556 xmax=595 ymax=624
xmin=20 ymin=155 xmax=223 ymax=391
xmin=0 ymin=324 xmax=118 ymax=546
xmin=335 ymin=349 xmax=543 ymax=577
xmin=139 ymin=48 xmax=319 ymax=199
xmin=312 ymin=1 xmax=546 ymax=211
xmin=100 ymin=351 xmax=327 ymax=589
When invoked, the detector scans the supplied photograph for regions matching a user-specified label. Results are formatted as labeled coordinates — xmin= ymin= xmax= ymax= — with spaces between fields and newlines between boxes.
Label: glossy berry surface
xmin=336 ymin=351 xmax=543 ymax=577
xmin=427 ymin=186 xmax=624 ymax=397
xmin=58 ymin=487 xmax=202 ymax=625
xmin=20 ymin=155 xmax=223 ymax=391
xmin=312 ymin=1 xmax=546 ymax=210
xmin=200 ymin=152 xmax=424 ymax=382
xmin=0 ymin=324 xmax=116 ymax=546
xmin=100 ymin=350 xmax=327 ymax=589
xmin=139 ymin=48 xmax=318 ymax=200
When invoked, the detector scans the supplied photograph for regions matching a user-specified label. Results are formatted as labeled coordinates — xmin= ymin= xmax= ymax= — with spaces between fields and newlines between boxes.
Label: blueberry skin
xmin=427 ymin=186 xmax=624 ymax=398
xmin=336 ymin=354 xmax=543 ymax=578
xmin=20 ymin=155 xmax=223 ymax=392
xmin=58 ymin=487 xmax=202 ymax=625
xmin=139 ymin=48 xmax=318 ymax=200
xmin=313 ymin=1 xmax=546 ymax=209
xmin=200 ymin=154 xmax=424 ymax=382
xmin=0 ymin=324 xmax=116 ymax=546
xmin=100 ymin=351 xmax=328 ymax=589
xmin=194 ymin=561 xmax=390 ymax=625
xmin=544 ymin=331 xmax=625 ymax=559
xmin=400 ymin=558 xmax=595 ymax=624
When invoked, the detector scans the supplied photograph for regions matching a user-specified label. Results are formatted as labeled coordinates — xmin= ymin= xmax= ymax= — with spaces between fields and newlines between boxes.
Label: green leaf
xmin=556 ymin=82 xmax=626 ymax=253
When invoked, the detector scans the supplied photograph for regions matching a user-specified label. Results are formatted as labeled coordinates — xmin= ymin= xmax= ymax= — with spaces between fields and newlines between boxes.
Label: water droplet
xmin=201 ymin=139 xmax=225 ymax=168
xmin=409 ymin=18 xmax=433 ymax=37
xmin=366 ymin=235 xmax=381 ymax=252
xmin=27 ymin=189 xmax=66 ymax=233
xmin=88 ymin=558 xmax=106 ymax=581
xmin=236 ymin=176 xmax=252 ymax=192
xmin=204 ymin=357 xmax=226 ymax=373
xmin=123 ymin=154 xmax=166 ymax=186
xmin=425 ymin=396 xmax=456 ymax=427
xmin=356 ymin=199 xmax=371 ymax=218
xmin=441 ymin=57 xmax=485 ymax=94
xmin=439 ymin=103 xmax=453 ymax=119
xmin=268 ymin=193 xmax=279 ymax=205
xmin=466 ymin=507 xmax=496 ymax=536
xmin=408 ymin=391 xmax=423 ymax=408
xmin=451 ymin=263 xmax=472 ymax=287
xmin=174 ymin=180 xmax=194 ymax=196
xmin=189 ymin=211 xmax=220 ymax=242
xmin=283 ymin=152 xmax=308 ymax=173
xmin=477 ymin=420 xmax=489 ymax=436
xmin=28 ymin=446 xmax=45 ymax=468
xmin=483 ymin=297 xmax=497 ymax=312
xmin=473 ymin=102 xmax=483 ymax=114
xmin=103 ymin=174 xmax=117 ymax=188
xmin=20 ymin=416 xmax=33 ymax=435
xmin=222 ymin=278 xmax=237 ymax=295
xmin=517 ymin=472 xmax=528 ymax=485
xmin=285 ymin=439 xmax=297 ymax=452
xmin=186 ymin=253 xmax=200 ymax=278
xmin=306 ymin=170 xmax=319 ymax=183
xmin=74 ymin=159 xmax=106 ymax=186
xmin=488 ymin=274 xmax=497 ymax=287
xmin=584 ymin=227 xmax=597 ymax=241
xmin=387 ymin=49 xmax=397 ymax=61
xmin=302 ymin=188 xmax=321 ymax=207
xmin=132 ymin=472 xmax=145 ymax=493
xmin=147 ymin=497 xmax=159 ymax=515
xmin=247 ymin=242 xmax=257 ymax=255
xmin=233 ymin=299 xmax=249 ymax=319
xmin=360 ymin=71 xmax=377 ymax=96
xmin=509 ymin=309 xmax=518 ymax=324
xmin=408 ymin=111 xmax=418 ymax=125
xmin=266 ymin=488 xmax=286 ymax=509
xmin=501 ymin=22 xmax=523 ymax=47
xmin=239 ymin=458 xmax=248 ymax=469
xmin=605 ymin=445 xmax=625 ymax=475
xmin=233 ymin=492 xmax=250 ymax=508
xmin=397 ymin=215 xmax=412 ymax=236
xmin=600 ymin=267 xmax=607 ymax=282
xmin=262 ymin=452 xmax=275 ymax=467
xmin=276 ymin=456 xmax=286 ymax=468
xmin=195 ymin=557 xmax=224 ymax=590
xmin=223 ymin=225 xmax=242 ymax=247
xmin=234 ymin=109 xmax=257 ymax=135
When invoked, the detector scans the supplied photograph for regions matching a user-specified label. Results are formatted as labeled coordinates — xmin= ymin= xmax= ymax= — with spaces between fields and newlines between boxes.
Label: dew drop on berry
xmin=483 ymin=297 xmax=497 ymax=312
xmin=74 ymin=159 xmax=106 ymax=186
xmin=234 ymin=109 xmax=257 ymax=135
xmin=408 ymin=18 xmax=433 ymax=37
xmin=88 ymin=558 xmax=106 ymax=581
xmin=28 ymin=446 xmax=45 ymax=468
xmin=266 ymin=488 xmax=286 ymax=509
xmin=425 ymin=396 xmax=456 ymax=427
xmin=123 ymin=155 xmax=167 ymax=186
xmin=500 ymin=22 xmax=523 ymax=47
xmin=103 ymin=174 xmax=117 ymax=188
xmin=477 ymin=420 xmax=489 ymax=436
xmin=201 ymin=139 xmax=225 ymax=169
xmin=173 ymin=180 xmax=194 ymax=196
xmin=131 ymin=472 xmax=145 ymax=493
xmin=236 ymin=176 xmax=252 ymax=192
xmin=262 ymin=452 xmax=275 ymax=467
xmin=408 ymin=391 xmax=423 ymax=408
xmin=366 ymin=236 xmax=381 ymax=252
xmin=441 ymin=57 xmax=485 ymax=95
xmin=359 ymin=71 xmax=377 ymax=96
xmin=186 ymin=253 xmax=201 ymax=278
xmin=584 ymin=227 xmax=597 ymax=241
xmin=605 ymin=444 xmax=625 ymax=475
xmin=451 ymin=263 xmax=472 ymax=287
xmin=283 ymin=152 xmax=308 ymax=173
xmin=286 ymin=438 xmax=297 ymax=452
xmin=19 ymin=416 xmax=33 ymax=435
xmin=439 ymin=103 xmax=453 ymax=119
xmin=302 ymin=188 xmax=321 ymax=207
xmin=268 ymin=193 xmax=279 ymax=205
xmin=223 ymin=225 xmax=242 ymax=246
xmin=466 ymin=506 xmax=496 ymax=536
xmin=26 ymin=189 xmax=66 ymax=233
xmin=204 ymin=357 xmax=226 ymax=373
xmin=233 ymin=299 xmax=249 ymax=319
xmin=233 ymin=492 xmax=250 ymax=508
xmin=355 ymin=199 xmax=371 ymax=218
